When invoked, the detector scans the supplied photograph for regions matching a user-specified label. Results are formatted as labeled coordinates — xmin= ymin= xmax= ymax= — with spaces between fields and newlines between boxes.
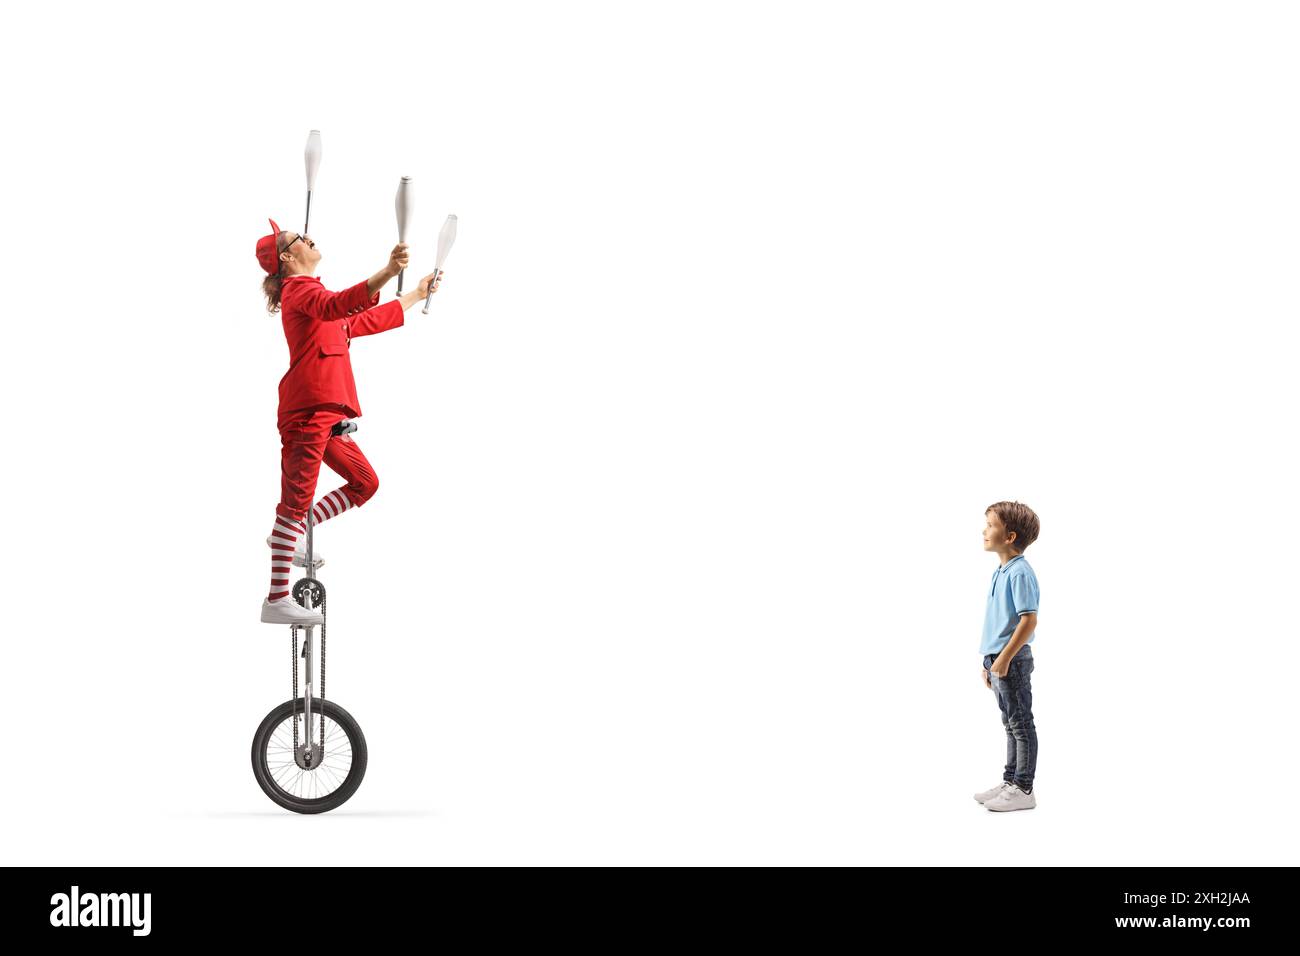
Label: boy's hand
xmin=989 ymin=658 xmax=1009 ymax=680
xmin=982 ymin=666 xmax=992 ymax=689
xmin=387 ymin=243 xmax=411 ymax=277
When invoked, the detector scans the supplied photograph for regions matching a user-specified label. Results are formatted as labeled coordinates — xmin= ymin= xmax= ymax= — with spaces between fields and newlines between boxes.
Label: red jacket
xmin=277 ymin=274 xmax=405 ymax=417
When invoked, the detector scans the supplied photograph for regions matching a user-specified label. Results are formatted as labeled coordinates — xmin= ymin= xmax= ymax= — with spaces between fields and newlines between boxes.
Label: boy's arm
xmin=993 ymin=612 xmax=1037 ymax=673
xmin=992 ymin=569 xmax=1040 ymax=676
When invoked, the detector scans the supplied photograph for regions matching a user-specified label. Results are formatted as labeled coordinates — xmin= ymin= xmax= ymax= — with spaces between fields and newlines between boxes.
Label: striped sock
xmin=309 ymin=487 xmax=356 ymax=527
xmin=267 ymin=513 xmax=307 ymax=601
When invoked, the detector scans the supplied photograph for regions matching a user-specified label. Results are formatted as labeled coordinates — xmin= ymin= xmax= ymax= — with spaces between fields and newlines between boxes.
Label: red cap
xmin=255 ymin=218 xmax=284 ymax=276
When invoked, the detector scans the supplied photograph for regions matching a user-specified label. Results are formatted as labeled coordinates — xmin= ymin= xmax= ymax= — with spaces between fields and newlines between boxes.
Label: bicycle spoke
xmin=262 ymin=713 xmax=356 ymax=801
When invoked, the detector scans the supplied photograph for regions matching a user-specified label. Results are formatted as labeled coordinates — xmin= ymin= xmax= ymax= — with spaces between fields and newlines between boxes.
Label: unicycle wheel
xmin=251 ymin=698 xmax=368 ymax=814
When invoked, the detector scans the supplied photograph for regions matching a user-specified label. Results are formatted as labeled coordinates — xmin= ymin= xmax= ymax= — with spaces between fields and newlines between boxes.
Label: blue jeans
xmin=984 ymin=645 xmax=1036 ymax=792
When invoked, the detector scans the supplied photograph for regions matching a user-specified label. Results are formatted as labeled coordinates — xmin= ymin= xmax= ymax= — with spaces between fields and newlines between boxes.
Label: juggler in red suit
xmin=254 ymin=218 xmax=442 ymax=625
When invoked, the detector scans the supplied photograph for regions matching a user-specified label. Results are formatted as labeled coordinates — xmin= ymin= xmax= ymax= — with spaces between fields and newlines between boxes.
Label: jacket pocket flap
xmin=318 ymin=342 xmax=348 ymax=355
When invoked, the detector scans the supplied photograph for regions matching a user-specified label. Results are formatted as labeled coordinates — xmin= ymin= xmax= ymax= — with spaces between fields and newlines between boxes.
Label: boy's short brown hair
xmin=986 ymin=501 xmax=1040 ymax=553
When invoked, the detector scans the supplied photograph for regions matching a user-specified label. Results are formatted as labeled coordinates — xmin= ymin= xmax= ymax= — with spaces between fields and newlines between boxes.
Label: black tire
xmin=251 ymin=698 xmax=368 ymax=814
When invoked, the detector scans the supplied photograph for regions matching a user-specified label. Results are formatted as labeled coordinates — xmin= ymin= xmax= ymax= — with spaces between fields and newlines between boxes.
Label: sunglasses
xmin=279 ymin=233 xmax=314 ymax=255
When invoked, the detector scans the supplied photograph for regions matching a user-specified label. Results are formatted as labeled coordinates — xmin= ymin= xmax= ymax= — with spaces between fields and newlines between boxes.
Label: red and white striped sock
xmin=267 ymin=513 xmax=307 ymax=601
xmin=308 ymin=487 xmax=356 ymax=527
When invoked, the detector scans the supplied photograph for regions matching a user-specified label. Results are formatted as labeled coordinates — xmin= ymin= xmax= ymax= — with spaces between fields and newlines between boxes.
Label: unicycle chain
xmin=290 ymin=578 xmax=327 ymax=754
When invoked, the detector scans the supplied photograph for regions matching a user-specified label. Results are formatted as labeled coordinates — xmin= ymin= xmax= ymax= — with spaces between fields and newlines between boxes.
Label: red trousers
xmin=276 ymin=403 xmax=379 ymax=524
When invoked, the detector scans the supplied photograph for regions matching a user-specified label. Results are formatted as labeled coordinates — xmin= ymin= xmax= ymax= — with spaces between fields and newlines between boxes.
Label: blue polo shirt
xmin=980 ymin=554 xmax=1039 ymax=656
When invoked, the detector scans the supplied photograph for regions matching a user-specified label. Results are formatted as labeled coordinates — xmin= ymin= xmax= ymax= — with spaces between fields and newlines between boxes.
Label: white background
xmin=2 ymin=0 xmax=1297 ymax=865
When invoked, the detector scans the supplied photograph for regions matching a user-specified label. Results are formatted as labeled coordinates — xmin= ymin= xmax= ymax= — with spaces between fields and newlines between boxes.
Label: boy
xmin=973 ymin=501 xmax=1040 ymax=812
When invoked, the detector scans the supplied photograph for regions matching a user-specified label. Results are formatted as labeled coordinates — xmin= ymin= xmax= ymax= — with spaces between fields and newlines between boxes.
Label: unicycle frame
xmin=295 ymin=496 xmax=321 ymax=740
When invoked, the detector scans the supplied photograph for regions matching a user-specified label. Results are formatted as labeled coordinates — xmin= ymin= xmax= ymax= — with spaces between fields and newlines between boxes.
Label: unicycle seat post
xmin=305 ymin=503 xmax=315 ymax=582
xmin=299 ymin=506 xmax=318 ymax=741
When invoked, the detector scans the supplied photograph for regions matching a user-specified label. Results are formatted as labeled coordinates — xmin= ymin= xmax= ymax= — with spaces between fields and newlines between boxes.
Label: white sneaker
xmin=266 ymin=534 xmax=324 ymax=569
xmin=261 ymin=596 xmax=324 ymax=626
xmin=974 ymin=781 xmax=1014 ymax=804
xmin=984 ymin=784 xmax=1036 ymax=812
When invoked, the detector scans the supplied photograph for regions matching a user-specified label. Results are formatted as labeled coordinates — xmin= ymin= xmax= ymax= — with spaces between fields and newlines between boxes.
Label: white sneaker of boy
xmin=984 ymin=784 xmax=1037 ymax=812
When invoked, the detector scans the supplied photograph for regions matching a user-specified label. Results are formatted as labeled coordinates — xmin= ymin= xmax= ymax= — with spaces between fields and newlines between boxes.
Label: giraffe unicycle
xmin=252 ymin=417 xmax=369 ymax=813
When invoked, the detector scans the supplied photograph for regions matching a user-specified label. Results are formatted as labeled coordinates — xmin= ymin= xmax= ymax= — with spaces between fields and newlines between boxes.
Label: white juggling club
xmin=422 ymin=214 xmax=457 ymax=314
xmin=304 ymin=130 xmax=322 ymax=234
xmin=395 ymin=176 xmax=413 ymax=294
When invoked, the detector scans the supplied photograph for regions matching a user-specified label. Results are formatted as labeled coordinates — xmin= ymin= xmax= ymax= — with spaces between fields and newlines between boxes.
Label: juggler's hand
xmin=416 ymin=270 xmax=443 ymax=297
xmin=388 ymin=243 xmax=410 ymax=276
